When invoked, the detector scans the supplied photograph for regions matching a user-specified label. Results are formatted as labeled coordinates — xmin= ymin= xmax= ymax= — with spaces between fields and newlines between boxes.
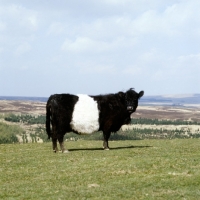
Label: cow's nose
xmin=127 ymin=106 xmax=133 ymax=110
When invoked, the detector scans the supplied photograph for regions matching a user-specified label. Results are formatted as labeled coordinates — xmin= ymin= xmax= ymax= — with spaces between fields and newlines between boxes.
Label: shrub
xmin=0 ymin=122 xmax=25 ymax=144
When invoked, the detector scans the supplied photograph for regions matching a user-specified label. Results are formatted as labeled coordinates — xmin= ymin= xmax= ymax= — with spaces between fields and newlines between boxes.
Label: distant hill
xmin=0 ymin=96 xmax=48 ymax=102
xmin=140 ymin=94 xmax=200 ymax=106
xmin=0 ymin=94 xmax=200 ymax=106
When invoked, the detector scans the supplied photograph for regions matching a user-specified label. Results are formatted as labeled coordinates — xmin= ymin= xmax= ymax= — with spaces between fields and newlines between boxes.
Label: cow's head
xmin=123 ymin=88 xmax=144 ymax=113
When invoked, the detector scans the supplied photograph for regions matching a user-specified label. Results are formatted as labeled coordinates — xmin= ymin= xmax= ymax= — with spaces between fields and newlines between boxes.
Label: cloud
xmin=47 ymin=22 xmax=65 ymax=35
xmin=121 ymin=1 xmax=200 ymax=37
xmin=61 ymin=37 xmax=132 ymax=54
xmin=79 ymin=63 xmax=115 ymax=74
xmin=0 ymin=4 xmax=38 ymax=31
xmin=26 ymin=15 xmax=38 ymax=31
xmin=177 ymin=53 xmax=200 ymax=67
xmin=61 ymin=37 xmax=104 ymax=53
xmin=145 ymin=52 xmax=200 ymax=82
xmin=14 ymin=42 xmax=32 ymax=57
xmin=59 ymin=0 xmax=200 ymax=61
xmin=123 ymin=67 xmax=142 ymax=76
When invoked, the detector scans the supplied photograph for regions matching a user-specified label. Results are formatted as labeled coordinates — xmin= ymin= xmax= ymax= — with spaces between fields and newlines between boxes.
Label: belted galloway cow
xmin=46 ymin=88 xmax=144 ymax=152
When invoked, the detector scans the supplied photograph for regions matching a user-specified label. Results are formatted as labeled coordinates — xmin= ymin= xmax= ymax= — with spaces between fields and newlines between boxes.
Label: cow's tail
xmin=46 ymin=100 xmax=52 ymax=139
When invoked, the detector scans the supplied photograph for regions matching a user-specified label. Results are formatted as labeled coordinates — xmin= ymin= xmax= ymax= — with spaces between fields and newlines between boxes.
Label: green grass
xmin=1 ymin=139 xmax=200 ymax=199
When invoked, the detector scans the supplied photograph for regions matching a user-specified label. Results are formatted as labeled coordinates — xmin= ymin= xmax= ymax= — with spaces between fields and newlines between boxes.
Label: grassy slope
xmin=1 ymin=139 xmax=200 ymax=199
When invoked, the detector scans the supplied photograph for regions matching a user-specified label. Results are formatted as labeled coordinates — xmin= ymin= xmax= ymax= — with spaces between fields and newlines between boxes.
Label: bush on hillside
xmin=0 ymin=122 xmax=25 ymax=144
xmin=5 ymin=114 xmax=46 ymax=124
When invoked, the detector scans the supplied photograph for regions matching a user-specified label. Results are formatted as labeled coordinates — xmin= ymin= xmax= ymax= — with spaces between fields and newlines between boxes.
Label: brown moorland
xmin=0 ymin=100 xmax=200 ymax=122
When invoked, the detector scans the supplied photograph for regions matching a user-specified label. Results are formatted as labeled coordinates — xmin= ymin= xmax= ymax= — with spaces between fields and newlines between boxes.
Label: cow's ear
xmin=138 ymin=91 xmax=144 ymax=99
xmin=118 ymin=92 xmax=125 ymax=99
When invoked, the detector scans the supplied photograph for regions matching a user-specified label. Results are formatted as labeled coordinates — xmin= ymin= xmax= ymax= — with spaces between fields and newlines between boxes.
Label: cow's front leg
xmin=58 ymin=135 xmax=69 ymax=153
xmin=103 ymin=131 xmax=111 ymax=150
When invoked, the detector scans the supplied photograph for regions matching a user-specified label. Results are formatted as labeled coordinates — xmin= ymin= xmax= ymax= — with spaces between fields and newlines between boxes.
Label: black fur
xmin=46 ymin=88 xmax=144 ymax=152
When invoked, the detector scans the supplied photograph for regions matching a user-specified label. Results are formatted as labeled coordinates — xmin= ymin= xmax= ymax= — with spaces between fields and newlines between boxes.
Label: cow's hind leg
xmin=103 ymin=131 xmax=111 ymax=150
xmin=51 ymin=124 xmax=59 ymax=153
xmin=52 ymin=138 xmax=58 ymax=153
xmin=58 ymin=134 xmax=69 ymax=153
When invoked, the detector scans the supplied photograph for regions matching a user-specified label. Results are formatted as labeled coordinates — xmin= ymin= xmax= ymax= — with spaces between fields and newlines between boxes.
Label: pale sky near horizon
xmin=0 ymin=0 xmax=200 ymax=97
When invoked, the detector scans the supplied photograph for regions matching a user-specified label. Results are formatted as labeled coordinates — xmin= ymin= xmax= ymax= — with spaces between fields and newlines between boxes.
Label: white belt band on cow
xmin=70 ymin=94 xmax=100 ymax=134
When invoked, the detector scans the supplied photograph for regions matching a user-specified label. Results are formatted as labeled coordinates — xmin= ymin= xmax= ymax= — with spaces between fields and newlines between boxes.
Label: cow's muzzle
xmin=127 ymin=106 xmax=133 ymax=112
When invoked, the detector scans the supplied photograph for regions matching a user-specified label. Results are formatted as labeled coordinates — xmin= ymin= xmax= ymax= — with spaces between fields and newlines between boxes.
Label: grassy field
xmin=1 ymin=139 xmax=200 ymax=199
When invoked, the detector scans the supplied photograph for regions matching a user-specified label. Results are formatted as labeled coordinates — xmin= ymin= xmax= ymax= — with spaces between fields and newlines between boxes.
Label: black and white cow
xmin=46 ymin=88 xmax=144 ymax=152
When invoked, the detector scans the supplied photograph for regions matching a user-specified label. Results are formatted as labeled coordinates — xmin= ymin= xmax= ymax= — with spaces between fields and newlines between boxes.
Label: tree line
xmin=5 ymin=114 xmax=45 ymax=124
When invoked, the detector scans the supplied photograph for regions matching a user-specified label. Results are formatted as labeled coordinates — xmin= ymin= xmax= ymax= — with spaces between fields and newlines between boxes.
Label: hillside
xmin=140 ymin=94 xmax=200 ymax=106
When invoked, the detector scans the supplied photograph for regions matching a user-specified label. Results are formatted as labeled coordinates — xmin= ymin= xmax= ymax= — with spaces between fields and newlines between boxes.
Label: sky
xmin=0 ymin=0 xmax=200 ymax=97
